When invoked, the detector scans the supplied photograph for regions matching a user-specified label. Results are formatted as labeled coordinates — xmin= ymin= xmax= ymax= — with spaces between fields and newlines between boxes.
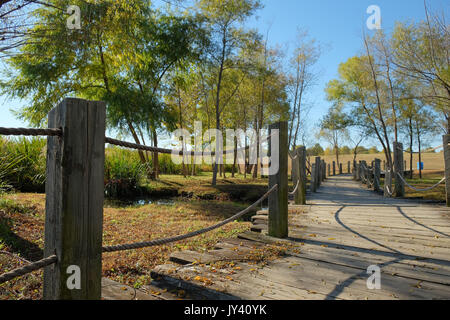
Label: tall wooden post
xmin=394 ymin=142 xmax=405 ymax=197
xmin=332 ymin=161 xmax=336 ymax=176
xmin=44 ymin=98 xmax=105 ymax=300
xmin=347 ymin=161 xmax=351 ymax=174
xmin=443 ymin=135 xmax=450 ymax=207
xmin=297 ymin=147 xmax=307 ymax=205
xmin=328 ymin=163 xmax=331 ymax=177
xmin=311 ymin=164 xmax=317 ymax=193
xmin=361 ymin=160 xmax=367 ymax=184
xmin=315 ymin=157 xmax=321 ymax=187
xmin=353 ymin=160 xmax=357 ymax=180
xmin=374 ymin=158 xmax=381 ymax=192
xmin=268 ymin=121 xmax=288 ymax=238
xmin=356 ymin=162 xmax=361 ymax=181
xmin=384 ymin=167 xmax=393 ymax=198
xmin=321 ymin=160 xmax=326 ymax=181
xmin=291 ymin=149 xmax=299 ymax=204
xmin=339 ymin=163 xmax=343 ymax=175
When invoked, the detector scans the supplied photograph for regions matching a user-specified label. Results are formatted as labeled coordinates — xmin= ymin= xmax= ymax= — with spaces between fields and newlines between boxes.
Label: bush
xmin=0 ymin=137 xmax=46 ymax=192
xmin=104 ymin=147 xmax=147 ymax=198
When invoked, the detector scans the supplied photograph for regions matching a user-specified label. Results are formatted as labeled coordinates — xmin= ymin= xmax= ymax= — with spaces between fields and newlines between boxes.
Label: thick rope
xmin=289 ymin=179 xmax=300 ymax=195
xmin=0 ymin=127 xmax=62 ymax=137
xmin=395 ymin=173 xmax=446 ymax=192
xmin=0 ymin=255 xmax=57 ymax=285
xmin=102 ymin=184 xmax=278 ymax=253
xmin=105 ymin=133 xmax=274 ymax=156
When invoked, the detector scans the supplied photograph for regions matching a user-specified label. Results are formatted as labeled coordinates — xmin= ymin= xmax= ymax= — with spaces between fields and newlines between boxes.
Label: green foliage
xmin=0 ymin=137 xmax=46 ymax=192
xmin=307 ymin=143 xmax=324 ymax=156
xmin=104 ymin=147 xmax=147 ymax=198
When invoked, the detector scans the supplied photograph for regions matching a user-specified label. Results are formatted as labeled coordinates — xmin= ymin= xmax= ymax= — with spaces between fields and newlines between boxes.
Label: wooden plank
xmin=43 ymin=98 xmax=105 ymax=300
xmin=101 ymin=278 xmax=159 ymax=300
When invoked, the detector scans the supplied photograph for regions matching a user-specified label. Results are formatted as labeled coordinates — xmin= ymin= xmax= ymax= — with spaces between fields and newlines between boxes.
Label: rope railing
xmin=395 ymin=172 xmax=446 ymax=192
xmin=0 ymin=255 xmax=57 ymax=285
xmin=102 ymin=184 xmax=278 ymax=253
xmin=106 ymin=133 xmax=274 ymax=156
xmin=288 ymin=179 xmax=300 ymax=196
xmin=0 ymin=127 xmax=62 ymax=137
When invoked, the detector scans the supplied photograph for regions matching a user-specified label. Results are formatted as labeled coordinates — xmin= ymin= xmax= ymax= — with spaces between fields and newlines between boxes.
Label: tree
xmin=196 ymin=0 xmax=262 ymax=185
xmin=318 ymin=103 xmax=352 ymax=166
xmin=306 ymin=143 xmax=324 ymax=157
xmin=391 ymin=4 xmax=450 ymax=133
xmin=1 ymin=1 xmax=206 ymax=179
xmin=287 ymin=29 xmax=320 ymax=150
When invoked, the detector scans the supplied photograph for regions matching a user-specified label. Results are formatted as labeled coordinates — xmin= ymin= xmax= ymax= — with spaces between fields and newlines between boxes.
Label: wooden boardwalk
xmin=104 ymin=174 xmax=450 ymax=300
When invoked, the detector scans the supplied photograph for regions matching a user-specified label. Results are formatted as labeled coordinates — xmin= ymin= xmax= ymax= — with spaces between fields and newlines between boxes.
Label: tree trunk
xmin=152 ymin=128 xmax=159 ymax=179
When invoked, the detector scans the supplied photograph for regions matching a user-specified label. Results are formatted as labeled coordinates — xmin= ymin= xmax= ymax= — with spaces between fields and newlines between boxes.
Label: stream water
xmin=104 ymin=197 xmax=176 ymax=208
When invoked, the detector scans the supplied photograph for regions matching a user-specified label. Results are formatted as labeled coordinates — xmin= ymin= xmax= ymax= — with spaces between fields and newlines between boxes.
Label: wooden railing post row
xmin=443 ymin=135 xmax=450 ymax=207
xmin=43 ymin=98 xmax=105 ymax=300
xmin=393 ymin=141 xmax=405 ymax=197
xmin=268 ymin=121 xmax=288 ymax=238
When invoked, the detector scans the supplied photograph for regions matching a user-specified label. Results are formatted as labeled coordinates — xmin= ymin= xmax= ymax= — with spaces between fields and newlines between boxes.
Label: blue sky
xmin=0 ymin=0 xmax=448 ymax=149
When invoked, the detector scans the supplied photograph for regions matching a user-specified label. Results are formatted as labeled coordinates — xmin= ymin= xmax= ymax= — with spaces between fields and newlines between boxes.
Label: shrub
xmin=0 ymin=137 xmax=46 ymax=192
xmin=104 ymin=147 xmax=146 ymax=198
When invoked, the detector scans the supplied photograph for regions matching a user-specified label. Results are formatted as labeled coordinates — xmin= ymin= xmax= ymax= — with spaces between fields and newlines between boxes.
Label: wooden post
xmin=332 ymin=161 xmax=336 ymax=176
xmin=296 ymin=147 xmax=307 ymax=205
xmin=315 ymin=157 xmax=321 ymax=187
xmin=347 ymin=161 xmax=351 ymax=174
xmin=321 ymin=160 xmax=326 ymax=181
xmin=339 ymin=163 xmax=343 ymax=175
xmin=394 ymin=142 xmax=405 ymax=197
xmin=43 ymin=98 xmax=105 ymax=300
xmin=361 ymin=160 xmax=367 ymax=184
xmin=353 ymin=160 xmax=357 ymax=180
xmin=311 ymin=164 xmax=317 ymax=193
xmin=327 ymin=163 xmax=331 ymax=177
xmin=268 ymin=121 xmax=288 ymax=238
xmin=443 ymin=135 xmax=450 ymax=207
xmin=356 ymin=162 xmax=360 ymax=181
xmin=374 ymin=158 xmax=381 ymax=192
xmin=384 ymin=166 xmax=393 ymax=198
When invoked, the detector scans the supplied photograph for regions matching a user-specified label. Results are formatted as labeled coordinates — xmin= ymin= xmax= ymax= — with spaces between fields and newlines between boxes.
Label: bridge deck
xmin=107 ymin=174 xmax=450 ymax=300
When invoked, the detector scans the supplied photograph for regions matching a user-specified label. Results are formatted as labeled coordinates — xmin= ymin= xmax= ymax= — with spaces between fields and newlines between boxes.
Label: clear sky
xmin=0 ymin=0 xmax=448 ymax=149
